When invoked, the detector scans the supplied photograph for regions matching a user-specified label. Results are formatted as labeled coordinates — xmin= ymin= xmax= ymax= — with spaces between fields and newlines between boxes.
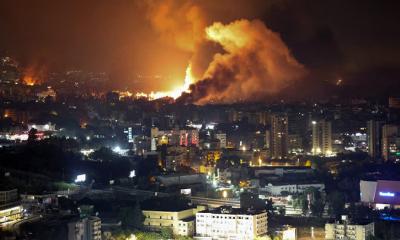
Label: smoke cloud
xmin=146 ymin=1 xmax=307 ymax=104
xmin=185 ymin=19 xmax=307 ymax=104
xmin=145 ymin=0 xmax=206 ymax=53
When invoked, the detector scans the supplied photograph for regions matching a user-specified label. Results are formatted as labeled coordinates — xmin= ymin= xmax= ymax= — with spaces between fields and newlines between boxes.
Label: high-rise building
xmin=312 ymin=120 xmax=332 ymax=156
xmin=367 ymin=120 xmax=383 ymax=159
xmin=270 ymin=114 xmax=288 ymax=159
xmin=381 ymin=124 xmax=400 ymax=161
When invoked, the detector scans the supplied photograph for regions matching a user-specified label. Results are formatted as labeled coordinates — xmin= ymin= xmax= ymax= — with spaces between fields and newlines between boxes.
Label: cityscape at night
xmin=1 ymin=0 xmax=400 ymax=239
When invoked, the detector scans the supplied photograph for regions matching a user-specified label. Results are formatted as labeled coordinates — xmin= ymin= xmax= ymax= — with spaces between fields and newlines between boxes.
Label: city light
xmin=222 ymin=190 xmax=228 ymax=198
xmin=379 ymin=192 xmax=395 ymax=197
xmin=74 ymin=174 xmax=86 ymax=183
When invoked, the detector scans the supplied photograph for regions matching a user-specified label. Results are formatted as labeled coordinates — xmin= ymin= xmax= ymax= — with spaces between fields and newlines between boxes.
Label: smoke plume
xmin=186 ymin=19 xmax=307 ymax=104
xmin=145 ymin=0 xmax=206 ymax=53
xmin=145 ymin=1 xmax=307 ymax=104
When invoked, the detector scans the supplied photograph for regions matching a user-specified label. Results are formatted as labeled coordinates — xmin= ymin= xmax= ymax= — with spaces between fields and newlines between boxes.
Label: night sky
xmin=1 ymin=0 xmax=399 ymax=95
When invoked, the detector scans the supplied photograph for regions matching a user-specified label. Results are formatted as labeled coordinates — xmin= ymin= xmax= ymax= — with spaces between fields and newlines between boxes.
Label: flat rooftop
xmin=199 ymin=206 xmax=266 ymax=215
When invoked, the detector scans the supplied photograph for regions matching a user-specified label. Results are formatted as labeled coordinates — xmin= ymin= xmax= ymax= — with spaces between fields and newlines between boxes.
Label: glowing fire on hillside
xmin=22 ymin=65 xmax=46 ymax=86
xmin=135 ymin=63 xmax=194 ymax=100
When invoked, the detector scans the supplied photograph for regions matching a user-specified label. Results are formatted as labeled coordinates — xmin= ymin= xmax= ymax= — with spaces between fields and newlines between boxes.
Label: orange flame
xmin=136 ymin=63 xmax=194 ymax=100
xmin=22 ymin=65 xmax=46 ymax=86
xmin=22 ymin=76 xmax=36 ymax=86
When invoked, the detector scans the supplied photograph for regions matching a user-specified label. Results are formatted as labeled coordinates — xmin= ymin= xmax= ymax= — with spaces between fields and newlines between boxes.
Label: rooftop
xmin=199 ymin=206 xmax=266 ymax=215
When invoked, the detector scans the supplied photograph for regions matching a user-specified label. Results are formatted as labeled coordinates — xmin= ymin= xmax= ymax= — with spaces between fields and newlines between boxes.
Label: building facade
xmin=215 ymin=133 xmax=227 ymax=149
xmin=312 ymin=120 xmax=332 ymax=156
xmin=367 ymin=120 xmax=383 ymax=159
xmin=261 ymin=182 xmax=325 ymax=196
xmin=381 ymin=124 xmax=400 ymax=161
xmin=143 ymin=206 xmax=204 ymax=237
xmin=360 ymin=180 xmax=400 ymax=209
xmin=325 ymin=216 xmax=374 ymax=240
xmin=195 ymin=207 xmax=267 ymax=240
xmin=67 ymin=217 xmax=101 ymax=240
xmin=0 ymin=189 xmax=23 ymax=228
xmin=270 ymin=114 xmax=288 ymax=159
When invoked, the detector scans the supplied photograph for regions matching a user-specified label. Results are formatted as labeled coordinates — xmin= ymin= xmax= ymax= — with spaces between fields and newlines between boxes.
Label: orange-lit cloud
xmin=182 ymin=19 xmax=307 ymax=104
xmin=145 ymin=0 xmax=206 ymax=53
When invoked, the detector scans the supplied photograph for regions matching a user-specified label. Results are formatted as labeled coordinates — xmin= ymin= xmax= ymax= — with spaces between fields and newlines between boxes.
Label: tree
xmin=160 ymin=227 xmax=173 ymax=239
xmin=28 ymin=128 xmax=38 ymax=142
xmin=132 ymin=202 xmax=145 ymax=230
xmin=366 ymin=235 xmax=382 ymax=240
xmin=278 ymin=207 xmax=285 ymax=216
xmin=89 ymin=147 xmax=117 ymax=161
xmin=310 ymin=199 xmax=325 ymax=217
xmin=118 ymin=202 xmax=145 ymax=230
xmin=265 ymin=198 xmax=274 ymax=219
xmin=327 ymin=191 xmax=346 ymax=217
xmin=302 ymin=199 xmax=309 ymax=216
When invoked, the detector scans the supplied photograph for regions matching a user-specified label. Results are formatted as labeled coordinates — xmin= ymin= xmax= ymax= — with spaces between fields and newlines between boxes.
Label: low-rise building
xmin=0 ymin=189 xmax=23 ymax=228
xmin=253 ymin=166 xmax=313 ymax=177
xmin=156 ymin=173 xmax=206 ymax=187
xmin=325 ymin=216 xmax=374 ymax=240
xmin=260 ymin=181 xmax=325 ymax=196
xmin=360 ymin=179 xmax=400 ymax=209
xmin=195 ymin=206 xmax=267 ymax=240
xmin=142 ymin=204 xmax=205 ymax=237
xmin=67 ymin=216 xmax=102 ymax=240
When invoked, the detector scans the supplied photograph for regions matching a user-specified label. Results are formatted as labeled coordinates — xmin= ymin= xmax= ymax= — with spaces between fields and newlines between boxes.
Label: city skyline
xmin=0 ymin=0 xmax=399 ymax=100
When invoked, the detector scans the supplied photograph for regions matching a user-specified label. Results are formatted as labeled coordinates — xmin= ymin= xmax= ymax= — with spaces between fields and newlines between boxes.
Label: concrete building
xmin=360 ymin=180 xmax=400 ymax=209
xmin=270 ymin=114 xmax=288 ymax=159
xmin=67 ymin=216 xmax=102 ymax=240
xmin=381 ymin=124 xmax=400 ymax=161
xmin=195 ymin=206 xmax=268 ymax=240
xmin=325 ymin=216 xmax=374 ymax=240
xmin=142 ymin=205 xmax=205 ymax=237
xmin=152 ymin=127 xmax=199 ymax=147
xmin=253 ymin=166 xmax=313 ymax=177
xmin=367 ymin=120 xmax=383 ymax=159
xmin=260 ymin=182 xmax=325 ymax=196
xmin=156 ymin=173 xmax=206 ymax=187
xmin=215 ymin=133 xmax=227 ymax=149
xmin=0 ymin=189 xmax=23 ymax=228
xmin=312 ymin=120 xmax=332 ymax=156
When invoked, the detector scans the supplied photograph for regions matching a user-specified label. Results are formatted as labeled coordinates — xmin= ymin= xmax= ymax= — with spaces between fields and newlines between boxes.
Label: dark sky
xmin=1 ymin=0 xmax=399 ymax=92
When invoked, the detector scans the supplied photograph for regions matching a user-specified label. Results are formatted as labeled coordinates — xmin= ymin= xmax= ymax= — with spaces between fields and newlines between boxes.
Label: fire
xmin=135 ymin=63 xmax=194 ymax=100
xmin=22 ymin=65 xmax=46 ymax=86
xmin=22 ymin=76 xmax=36 ymax=86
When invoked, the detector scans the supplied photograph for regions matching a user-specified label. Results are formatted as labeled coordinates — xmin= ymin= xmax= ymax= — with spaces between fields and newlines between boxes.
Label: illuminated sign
xmin=180 ymin=189 xmax=192 ymax=195
xmin=379 ymin=192 xmax=395 ymax=197
xmin=75 ymin=174 xmax=86 ymax=183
